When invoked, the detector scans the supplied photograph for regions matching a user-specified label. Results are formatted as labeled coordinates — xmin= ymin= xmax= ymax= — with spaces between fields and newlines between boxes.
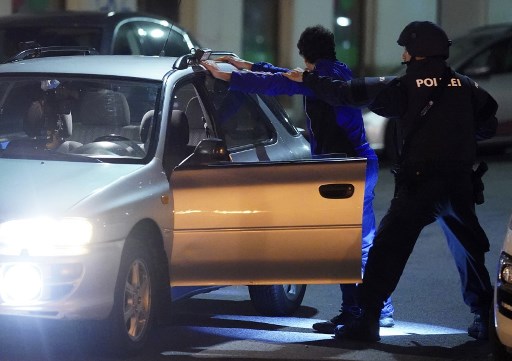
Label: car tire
xmin=490 ymin=303 xmax=512 ymax=361
xmin=97 ymin=239 xmax=157 ymax=355
xmin=248 ymin=284 xmax=306 ymax=316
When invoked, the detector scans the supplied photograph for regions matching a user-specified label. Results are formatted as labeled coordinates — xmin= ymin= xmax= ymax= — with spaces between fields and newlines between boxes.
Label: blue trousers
xmin=340 ymin=158 xmax=394 ymax=318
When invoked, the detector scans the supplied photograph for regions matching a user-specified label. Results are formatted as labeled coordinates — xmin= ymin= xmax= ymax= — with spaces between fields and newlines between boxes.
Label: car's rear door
xmin=169 ymin=158 xmax=366 ymax=286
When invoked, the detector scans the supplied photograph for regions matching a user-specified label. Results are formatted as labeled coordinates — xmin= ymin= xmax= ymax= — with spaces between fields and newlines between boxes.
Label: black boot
xmin=334 ymin=308 xmax=381 ymax=342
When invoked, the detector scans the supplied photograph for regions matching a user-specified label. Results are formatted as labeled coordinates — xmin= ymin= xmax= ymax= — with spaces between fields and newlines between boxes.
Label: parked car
xmin=0 ymin=11 xmax=201 ymax=62
xmin=491 ymin=213 xmax=512 ymax=360
xmin=0 ymin=47 xmax=367 ymax=354
xmin=364 ymin=23 xmax=512 ymax=160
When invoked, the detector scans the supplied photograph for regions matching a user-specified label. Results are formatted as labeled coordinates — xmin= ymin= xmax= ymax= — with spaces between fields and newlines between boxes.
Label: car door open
xmin=170 ymin=157 xmax=366 ymax=286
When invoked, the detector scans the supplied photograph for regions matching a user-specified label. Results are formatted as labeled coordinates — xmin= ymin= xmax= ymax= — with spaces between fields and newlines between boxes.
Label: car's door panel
xmin=170 ymin=158 xmax=366 ymax=285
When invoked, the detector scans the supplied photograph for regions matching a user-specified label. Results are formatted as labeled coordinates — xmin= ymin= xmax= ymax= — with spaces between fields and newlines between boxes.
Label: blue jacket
xmin=229 ymin=59 xmax=375 ymax=159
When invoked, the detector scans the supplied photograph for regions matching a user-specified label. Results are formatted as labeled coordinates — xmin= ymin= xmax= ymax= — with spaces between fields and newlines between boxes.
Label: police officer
xmin=284 ymin=21 xmax=498 ymax=342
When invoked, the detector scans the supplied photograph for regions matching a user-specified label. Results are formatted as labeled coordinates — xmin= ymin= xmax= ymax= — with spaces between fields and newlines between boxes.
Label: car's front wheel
xmin=97 ymin=239 xmax=157 ymax=355
xmin=248 ymin=284 xmax=306 ymax=316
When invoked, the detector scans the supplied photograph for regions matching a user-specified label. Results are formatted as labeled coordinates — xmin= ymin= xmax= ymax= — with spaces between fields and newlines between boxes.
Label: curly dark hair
xmin=297 ymin=25 xmax=336 ymax=63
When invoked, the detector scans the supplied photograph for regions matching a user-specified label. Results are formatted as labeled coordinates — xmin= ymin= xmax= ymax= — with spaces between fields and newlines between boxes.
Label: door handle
xmin=319 ymin=184 xmax=355 ymax=199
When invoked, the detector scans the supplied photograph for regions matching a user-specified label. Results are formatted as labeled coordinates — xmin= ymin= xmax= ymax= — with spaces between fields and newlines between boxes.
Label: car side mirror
xmin=182 ymin=138 xmax=231 ymax=166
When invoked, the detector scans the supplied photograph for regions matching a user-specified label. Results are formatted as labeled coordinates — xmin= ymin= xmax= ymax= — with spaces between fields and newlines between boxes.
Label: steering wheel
xmin=93 ymin=134 xmax=130 ymax=142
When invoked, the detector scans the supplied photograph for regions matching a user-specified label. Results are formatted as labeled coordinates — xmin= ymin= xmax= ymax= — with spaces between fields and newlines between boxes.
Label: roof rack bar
xmin=5 ymin=46 xmax=99 ymax=63
xmin=207 ymin=51 xmax=239 ymax=59
xmin=173 ymin=48 xmax=213 ymax=70
xmin=172 ymin=48 xmax=241 ymax=71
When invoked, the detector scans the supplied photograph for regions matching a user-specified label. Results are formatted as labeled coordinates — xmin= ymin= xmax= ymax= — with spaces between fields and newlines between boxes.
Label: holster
xmin=390 ymin=163 xmax=424 ymax=196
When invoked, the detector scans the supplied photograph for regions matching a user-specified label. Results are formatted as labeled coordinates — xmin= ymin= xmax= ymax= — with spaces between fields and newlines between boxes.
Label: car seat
xmin=184 ymin=96 xmax=209 ymax=146
xmin=71 ymin=89 xmax=137 ymax=144
xmin=163 ymin=110 xmax=193 ymax=172
xmin=23 ymin=100 xmax=45 ymax=138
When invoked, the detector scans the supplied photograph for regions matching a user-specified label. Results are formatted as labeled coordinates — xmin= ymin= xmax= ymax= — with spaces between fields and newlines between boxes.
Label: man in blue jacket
xmin=202 ymin=25 xmax=394 ymax=333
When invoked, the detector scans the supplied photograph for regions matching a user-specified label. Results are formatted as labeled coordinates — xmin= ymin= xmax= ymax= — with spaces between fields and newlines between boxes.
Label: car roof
xmin=448 ymin=22 xmax=512 ymax=69
xmin=451 ymin=23 xmax=512 ymax=45
xmin=0 ymin=55 xmax=183 ymax=81
xmin=0 ymin=11 xmax=177 ymax=29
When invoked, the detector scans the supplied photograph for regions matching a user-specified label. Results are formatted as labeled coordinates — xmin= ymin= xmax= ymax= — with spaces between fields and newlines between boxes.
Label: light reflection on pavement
xmin=163 ymin=314 xmax=465 ymax=348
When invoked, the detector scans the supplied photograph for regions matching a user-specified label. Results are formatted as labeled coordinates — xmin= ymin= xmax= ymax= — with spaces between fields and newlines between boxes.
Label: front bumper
xmin=0 ymin=240 xmax=123 ymax=320
xmin=496 ymin=285 xmax=512 ymax=347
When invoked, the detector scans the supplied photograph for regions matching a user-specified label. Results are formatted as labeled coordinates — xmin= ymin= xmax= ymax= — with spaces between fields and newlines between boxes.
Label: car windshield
xmin=0 ymin=76 xmax=160 ymax=163
xmin=0 ymin=27 xmax=102 ymax=62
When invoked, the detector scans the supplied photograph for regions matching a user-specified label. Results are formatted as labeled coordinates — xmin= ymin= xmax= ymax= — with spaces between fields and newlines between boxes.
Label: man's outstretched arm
xmin=284 ymin=68 xmax=396 ymax=107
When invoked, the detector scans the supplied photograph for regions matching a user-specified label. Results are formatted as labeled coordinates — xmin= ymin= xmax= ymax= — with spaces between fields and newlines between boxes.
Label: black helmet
xmin=397 ymin=21 xmax=451 ymax=59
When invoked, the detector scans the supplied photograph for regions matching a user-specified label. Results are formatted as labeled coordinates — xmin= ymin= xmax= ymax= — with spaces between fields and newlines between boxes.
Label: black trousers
xmin=359 ymin=169 xmax=493 ymax=317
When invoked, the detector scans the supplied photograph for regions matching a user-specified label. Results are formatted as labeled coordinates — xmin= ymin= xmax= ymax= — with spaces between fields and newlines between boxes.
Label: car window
xmin=172 ymin=82 xmax=211 ymax=146
xmin=113 ymin=22 xmax=142 ymax=55
xmin=460 ymin=38 xmax=512 ymax=76
xmin=0 ymin=76 xmax=160 ymax=162
xmin=489 ymin=39 xmax=512 ymax=74
xmin=162 ymin=27 xmax=195 ymax=57
xmin=259 ymin=95 xmax=300 ymax=136
xmin=449 ymin=33 xmax=494 ymax=66
xmin=0 ymin=27 xmax=102 ymax=62
xmin=113 ymin=21 xmax=193 ymax=56
xmin=460 ymin=48 xmax=491 ymax=74
xmin=204 ymin=77 xmax=274 ymax=150
xmin=159 ymin=82 xmax=213 ymax=173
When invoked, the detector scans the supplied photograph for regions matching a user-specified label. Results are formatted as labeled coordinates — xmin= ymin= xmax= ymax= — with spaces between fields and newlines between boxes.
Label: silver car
xmin=0 ymin=48 xmax=366 ymax=354
xmin=364 ymin=23 xmax=512 ymax=160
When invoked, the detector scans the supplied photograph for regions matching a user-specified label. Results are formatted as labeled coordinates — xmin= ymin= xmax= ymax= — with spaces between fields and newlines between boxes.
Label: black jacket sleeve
xmin=367 ymin=78 xmax=405 ymax=118
xmin=468 ymin=77 xmax=498 ymax=141
xmin=302 ymin=71 xmax=396 ymax=107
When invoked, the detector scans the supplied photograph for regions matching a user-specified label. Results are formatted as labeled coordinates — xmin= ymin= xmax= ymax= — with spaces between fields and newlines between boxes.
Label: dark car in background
xmin=0 ymin=11 xmax=201 ymax=62
xmin=364 ymin=23 xmax=512 ymax=160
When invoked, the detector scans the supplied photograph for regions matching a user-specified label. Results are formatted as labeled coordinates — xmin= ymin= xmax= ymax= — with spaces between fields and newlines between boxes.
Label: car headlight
xmin=499 ymin=252 xmax=512 ymax=285
xmin=500 ymin=216 xmax=512 ymax=284
xmin=497 ymin=251 xmax=512 ymax=319
xmin=0 ymin=263 xmax=42 ymax=304
xmin=0 ymin=217 xmax=93 ymax=256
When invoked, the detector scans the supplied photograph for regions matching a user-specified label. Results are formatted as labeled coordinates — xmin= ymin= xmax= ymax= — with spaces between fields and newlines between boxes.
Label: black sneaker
xmin=312 ymin=312 xmax=356 ymax=334
xmin=313 ymin=312 xmax=395 ymax=333
xmin=468 ymin=314 xmax=489 ymax=340
xmin=334 ymin=316 xmax=381 ymax=342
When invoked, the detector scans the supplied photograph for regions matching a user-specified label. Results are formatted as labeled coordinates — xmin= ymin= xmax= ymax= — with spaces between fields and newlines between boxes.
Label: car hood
xmin=0 ymin=158 xmax=143 ymax=220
